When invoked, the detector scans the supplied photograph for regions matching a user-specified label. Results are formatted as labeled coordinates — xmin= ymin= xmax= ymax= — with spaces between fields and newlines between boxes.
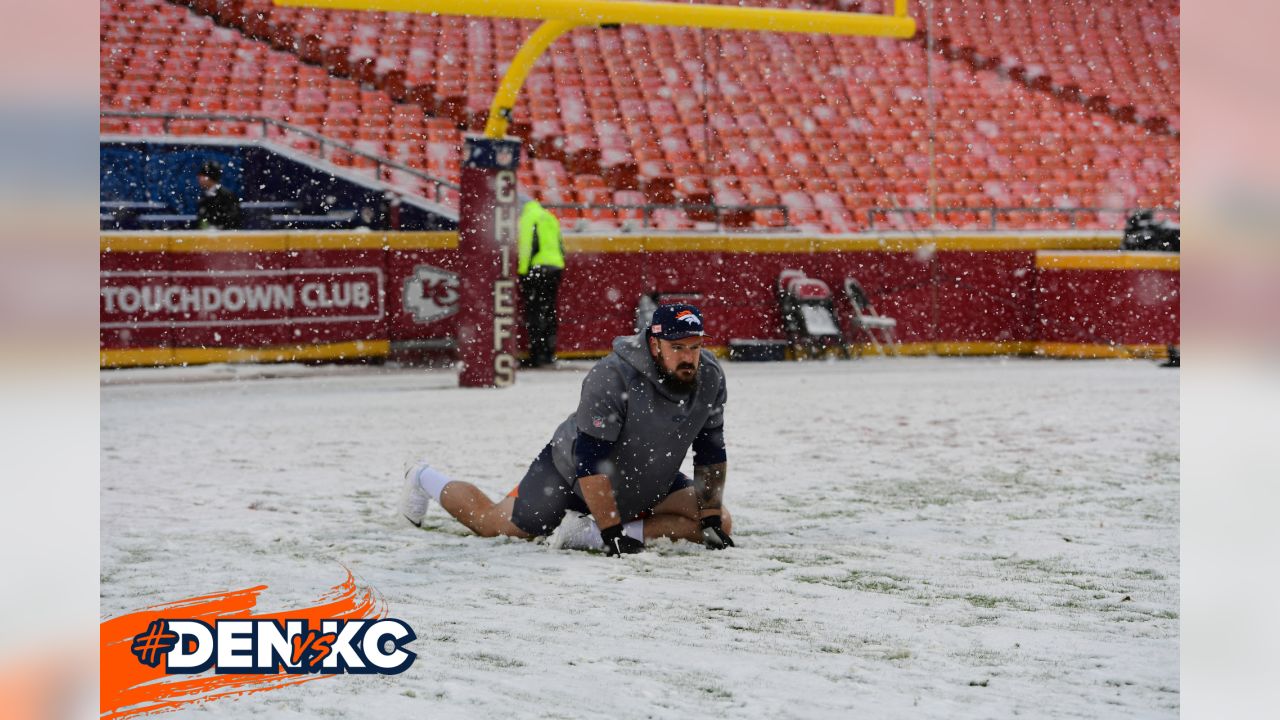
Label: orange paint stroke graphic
xmin=100 ymin=569 xmax=385 ymax=719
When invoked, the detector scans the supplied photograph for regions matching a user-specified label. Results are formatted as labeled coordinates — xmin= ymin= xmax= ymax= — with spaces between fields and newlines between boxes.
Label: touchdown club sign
xmin=100 ymin=268 xmax=384 ymax=328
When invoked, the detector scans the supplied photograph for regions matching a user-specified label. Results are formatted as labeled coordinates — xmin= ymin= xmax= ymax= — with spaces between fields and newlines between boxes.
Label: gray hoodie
xmin=547 ymin=332 xmax=728 ymax=521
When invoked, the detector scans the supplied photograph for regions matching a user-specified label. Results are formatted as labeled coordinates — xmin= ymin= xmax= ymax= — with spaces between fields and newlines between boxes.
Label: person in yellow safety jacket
xmin=518 ymin=200 xmax=565 ymax=367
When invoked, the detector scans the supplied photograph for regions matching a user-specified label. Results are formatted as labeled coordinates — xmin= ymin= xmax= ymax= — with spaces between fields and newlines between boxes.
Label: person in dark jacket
xmin=399 ymin=303 xmax=735 ymax=556
xmin=196 ymin=161 xmax=242 ymax=230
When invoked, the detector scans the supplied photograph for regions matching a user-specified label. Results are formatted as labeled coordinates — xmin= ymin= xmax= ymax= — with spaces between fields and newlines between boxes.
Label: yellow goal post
xmin=274 ymin=0 xmax=917 ymax=137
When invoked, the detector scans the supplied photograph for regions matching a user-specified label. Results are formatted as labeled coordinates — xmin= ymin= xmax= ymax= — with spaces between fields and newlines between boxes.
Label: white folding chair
xmin=843 ymin=277 xmax=899 ymax=355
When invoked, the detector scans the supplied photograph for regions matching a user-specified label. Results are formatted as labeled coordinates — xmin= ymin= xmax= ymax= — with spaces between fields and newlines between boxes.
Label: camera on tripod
xmin=1121 ymin=210 xmax=1180 ymax=252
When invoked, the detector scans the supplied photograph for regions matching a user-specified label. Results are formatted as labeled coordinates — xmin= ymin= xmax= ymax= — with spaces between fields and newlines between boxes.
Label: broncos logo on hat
xmin=649 ymin=303 xmax=706 ymax=340
xmin=675 ymin=310 xmax=701 ymax=326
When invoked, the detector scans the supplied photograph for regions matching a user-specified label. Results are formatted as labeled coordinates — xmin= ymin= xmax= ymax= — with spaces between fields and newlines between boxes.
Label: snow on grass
xmin=101 ymin=357 xmax=1178 ymax=718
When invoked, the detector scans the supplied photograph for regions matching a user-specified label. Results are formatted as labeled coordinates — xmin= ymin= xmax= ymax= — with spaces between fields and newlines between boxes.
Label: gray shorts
xmin=508 ymin=444 xmax=694 ymax=536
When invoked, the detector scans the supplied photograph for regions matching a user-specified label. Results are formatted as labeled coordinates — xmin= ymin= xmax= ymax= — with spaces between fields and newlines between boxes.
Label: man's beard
xmin=655 ymin=351 xmax=698 ymax=394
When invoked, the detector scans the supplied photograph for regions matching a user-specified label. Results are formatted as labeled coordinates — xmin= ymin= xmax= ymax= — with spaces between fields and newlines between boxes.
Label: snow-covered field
xmin=101 ymin=356 xmax=1179 ymax=718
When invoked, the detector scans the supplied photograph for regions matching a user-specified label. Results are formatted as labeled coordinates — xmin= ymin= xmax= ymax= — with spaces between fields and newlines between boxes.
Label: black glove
xmin=700 ymin=515 xmax=735 ymax=549
xmin=601 ymin=523 xmax=644 ymax=556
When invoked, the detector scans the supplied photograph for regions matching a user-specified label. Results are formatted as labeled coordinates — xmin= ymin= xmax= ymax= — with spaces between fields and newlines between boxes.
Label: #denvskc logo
xmin=102 ymin=570 xmax=417 ymax=718
xmin=130 ymin=617 xmax=416 ymax=675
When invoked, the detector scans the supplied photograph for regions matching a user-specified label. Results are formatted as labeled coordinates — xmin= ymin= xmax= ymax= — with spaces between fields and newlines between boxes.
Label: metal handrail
xmin=540 ymin=202 xmax=791 ymax=232
xmin=100 ymin=110 xmax=461 ymax=205
xmin=868 ymin=206 xmax=1181 ymax=231
xmin=100 ymin=111 xmax=788 ymax=231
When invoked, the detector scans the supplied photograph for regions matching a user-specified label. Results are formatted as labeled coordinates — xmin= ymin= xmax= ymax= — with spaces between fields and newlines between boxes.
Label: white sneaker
xmin=400 ymin=460 xmax=431 ymax=527
xmin=549 ymin=511 xmax=604 ymax=551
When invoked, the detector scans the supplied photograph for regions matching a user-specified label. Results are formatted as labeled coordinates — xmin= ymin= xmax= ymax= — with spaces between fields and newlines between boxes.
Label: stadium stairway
xmin=921 ymin=0 xmax=1179 ymax=134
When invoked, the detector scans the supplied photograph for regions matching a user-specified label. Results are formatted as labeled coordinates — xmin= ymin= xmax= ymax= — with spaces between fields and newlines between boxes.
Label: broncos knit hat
xmin=649 ymin=303 xmax=707 ymax=341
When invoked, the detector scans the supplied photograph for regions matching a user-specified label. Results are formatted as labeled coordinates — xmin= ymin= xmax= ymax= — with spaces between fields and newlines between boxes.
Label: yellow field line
xmin=102 ymin=233 xmax=1125 ymax=254
xmin=100 ymin=340 xmax=390 ymax=368
xmin=1036 ymin=252 xmax=1180 ymax=271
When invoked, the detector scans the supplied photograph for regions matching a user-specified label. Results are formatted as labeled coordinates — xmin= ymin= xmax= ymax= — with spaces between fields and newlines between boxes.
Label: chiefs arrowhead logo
xmin=403 ymin=264 xmax=460 ymax=324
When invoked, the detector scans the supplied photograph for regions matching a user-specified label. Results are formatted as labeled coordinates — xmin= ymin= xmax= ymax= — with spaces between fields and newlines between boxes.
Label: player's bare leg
xmin=644 ymin=486 xmax=733 ymax=543
xmin=438 ymin=486 xmax=531 ymax=539
xmin=401 ymin=459 xmax=531 ymax=539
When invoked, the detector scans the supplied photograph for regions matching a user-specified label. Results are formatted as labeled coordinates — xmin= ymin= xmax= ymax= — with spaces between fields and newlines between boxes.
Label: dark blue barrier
xmin=100 ymin=140 xmax=456 ymax=231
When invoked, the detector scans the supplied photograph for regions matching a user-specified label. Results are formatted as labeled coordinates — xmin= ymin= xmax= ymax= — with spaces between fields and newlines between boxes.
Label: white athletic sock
xmin=415 ymin=465 xmax=454 ymax=501
xmin=624 ymin=519 xmax=644 ymax=542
